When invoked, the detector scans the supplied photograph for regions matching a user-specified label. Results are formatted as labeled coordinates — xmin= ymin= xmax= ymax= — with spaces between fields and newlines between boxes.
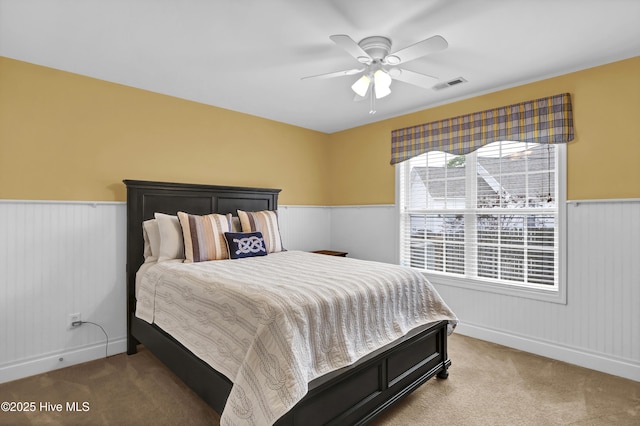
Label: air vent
xmin=433 ymin=77 xmax=468 ymax=91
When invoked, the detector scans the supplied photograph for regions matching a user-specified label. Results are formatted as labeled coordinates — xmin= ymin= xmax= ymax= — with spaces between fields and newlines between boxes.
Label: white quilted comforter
xmin=136 ymin=251 xmax=458 ymax=425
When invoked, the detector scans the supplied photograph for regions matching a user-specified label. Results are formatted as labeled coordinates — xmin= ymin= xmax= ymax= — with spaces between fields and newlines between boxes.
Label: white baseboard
xmin=455 ymin=322 xmax=640 ymax=382
xmin=0 ymin=338 xmax=126 ymax=384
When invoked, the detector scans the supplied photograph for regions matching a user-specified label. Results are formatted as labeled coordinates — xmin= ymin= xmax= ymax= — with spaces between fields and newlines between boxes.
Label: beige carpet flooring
xmin=0 ymin=334 xmax=638 ymax=425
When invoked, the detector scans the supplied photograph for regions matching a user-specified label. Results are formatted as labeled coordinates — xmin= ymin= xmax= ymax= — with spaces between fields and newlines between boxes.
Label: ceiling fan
xmin=302 ymin=34 xmax=448 ymax=113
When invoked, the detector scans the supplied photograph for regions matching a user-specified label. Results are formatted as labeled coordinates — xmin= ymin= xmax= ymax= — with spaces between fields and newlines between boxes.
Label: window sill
xmin=422 ymin=271 xmax=567 ymax=304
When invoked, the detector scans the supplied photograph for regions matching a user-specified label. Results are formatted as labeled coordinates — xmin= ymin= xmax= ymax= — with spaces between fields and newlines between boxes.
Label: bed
xmin=125 ymin=179 xmax=457 ymax=425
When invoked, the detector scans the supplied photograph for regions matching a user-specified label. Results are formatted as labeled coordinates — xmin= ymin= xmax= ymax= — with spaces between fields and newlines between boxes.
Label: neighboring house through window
xmin=398 ymin=140 xmax=566 ymax=303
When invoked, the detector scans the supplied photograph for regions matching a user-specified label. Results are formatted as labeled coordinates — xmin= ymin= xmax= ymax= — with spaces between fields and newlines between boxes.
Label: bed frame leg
xmin=127 ymin=317 xmax=139 ymax=355
xmin=436 ymin=356 xmax=451 ymax=379
xmin=127 ymin=337 xmax=138 ymax=355
xmin=435 ymin=324 xmax=450 ymax=379
xmin=436 ymin=368 xmax=449 ymax=379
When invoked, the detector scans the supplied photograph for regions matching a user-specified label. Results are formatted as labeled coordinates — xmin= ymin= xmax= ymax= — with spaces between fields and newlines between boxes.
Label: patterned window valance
xmin=390 ymin=92 xmax=574 ymax=165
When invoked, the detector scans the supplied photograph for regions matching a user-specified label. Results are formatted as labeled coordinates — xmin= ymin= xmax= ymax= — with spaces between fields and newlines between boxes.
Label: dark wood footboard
xmin=132 ymin=314 xmax=449 ymax=425
xmin=277 ymin=320 xmax=450 ymax=425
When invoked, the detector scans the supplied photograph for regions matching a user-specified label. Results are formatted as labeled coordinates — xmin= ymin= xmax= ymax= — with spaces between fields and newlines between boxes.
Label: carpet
xmin=0 ymin=334 xmax=637 ymax=425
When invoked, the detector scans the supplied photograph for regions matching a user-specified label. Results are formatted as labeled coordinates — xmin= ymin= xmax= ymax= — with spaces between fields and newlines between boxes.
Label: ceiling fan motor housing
xmin=358 ymin=36 xmax=392 ymax=61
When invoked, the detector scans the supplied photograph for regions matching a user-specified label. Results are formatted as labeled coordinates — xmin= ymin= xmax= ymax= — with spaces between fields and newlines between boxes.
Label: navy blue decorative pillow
xmin=224 ymin=232 xmax=268 ymax=259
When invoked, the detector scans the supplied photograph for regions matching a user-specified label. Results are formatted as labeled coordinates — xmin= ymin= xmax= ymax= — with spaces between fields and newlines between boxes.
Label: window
xmin=398 ymin=141 xmax=566 ymax=302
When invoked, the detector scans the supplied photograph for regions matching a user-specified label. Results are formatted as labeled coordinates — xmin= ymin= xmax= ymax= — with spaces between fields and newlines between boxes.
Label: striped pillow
xmin=237 ymin=210 xmax=284 ymax=253
xmin=177 ymin=212 xmax=233 ymax=262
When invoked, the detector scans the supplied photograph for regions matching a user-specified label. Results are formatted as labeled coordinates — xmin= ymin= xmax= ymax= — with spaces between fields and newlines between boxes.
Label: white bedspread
xmin=136 ymin=251 xmax=458 ymax=425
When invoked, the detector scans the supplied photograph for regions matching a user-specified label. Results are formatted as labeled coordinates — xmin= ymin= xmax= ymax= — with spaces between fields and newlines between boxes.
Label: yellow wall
xmin=0 ymin=57 xmax=330 ymax=204
xmin=327 ymin=56 xmax=640 ymax=204
xmin=2 ymin=56 xmax=638 ymax=205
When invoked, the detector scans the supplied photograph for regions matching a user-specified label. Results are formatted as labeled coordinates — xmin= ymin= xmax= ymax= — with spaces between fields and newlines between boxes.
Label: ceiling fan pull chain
xmin=369 ymin=91 xmax=376 ymax=114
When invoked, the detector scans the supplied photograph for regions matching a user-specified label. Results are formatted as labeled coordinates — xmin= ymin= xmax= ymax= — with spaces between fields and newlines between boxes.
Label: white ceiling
xmin=1 ymin=0 xmax=639 ymax=134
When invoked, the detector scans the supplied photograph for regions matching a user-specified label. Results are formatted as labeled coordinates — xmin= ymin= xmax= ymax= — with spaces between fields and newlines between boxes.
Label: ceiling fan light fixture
xmin=351 ymin=74 xmax=371 ymax=97
xmin=374 ymin=84 xmax=391 ymax=99
xmin=373 ymin=69 xmax=392 ymax=98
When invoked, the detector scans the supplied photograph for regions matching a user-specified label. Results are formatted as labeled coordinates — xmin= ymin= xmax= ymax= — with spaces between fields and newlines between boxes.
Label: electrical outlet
xmin=69 ymin=313 xmax=82 ymax=328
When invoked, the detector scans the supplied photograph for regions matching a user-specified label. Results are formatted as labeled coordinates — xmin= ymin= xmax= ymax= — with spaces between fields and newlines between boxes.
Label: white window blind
xmin=399 ymin=141 xmax=560 ymax=290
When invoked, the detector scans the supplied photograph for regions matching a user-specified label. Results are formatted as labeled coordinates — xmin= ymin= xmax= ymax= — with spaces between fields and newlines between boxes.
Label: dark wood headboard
xmin=123 ymin=179 xmax=281 ymax=353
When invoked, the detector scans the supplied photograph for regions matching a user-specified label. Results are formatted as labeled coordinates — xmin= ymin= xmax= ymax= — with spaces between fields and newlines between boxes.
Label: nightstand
xmin=312 ymin=250 xmax=348 ymax=257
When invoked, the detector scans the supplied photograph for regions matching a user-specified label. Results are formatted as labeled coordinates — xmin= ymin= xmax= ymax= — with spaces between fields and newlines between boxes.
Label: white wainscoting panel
xmin=277 ymin=205 xmax=331 ymax=252
xmin=0 ymin=201 xmax=127 ymax=383
xmin=0 ymin=202 xmax=331 ymax=383
xmin=329 ymin=205 xmax=397 ymax=263
xmin=2 ymin=200 xmax=637 ymax=383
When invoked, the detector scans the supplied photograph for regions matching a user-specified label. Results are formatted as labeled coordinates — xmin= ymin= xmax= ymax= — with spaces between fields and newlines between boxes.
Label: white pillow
xmin=231 ymin=216 xmax=241 ymax=233
xmin=154 ymin=213 xmax=185 ymax=262
xmin=142 ymin=219 xmax=161 ymax=263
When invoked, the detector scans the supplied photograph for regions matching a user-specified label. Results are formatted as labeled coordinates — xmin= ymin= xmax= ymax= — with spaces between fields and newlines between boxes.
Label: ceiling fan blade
xmin=391 ymin=68 xmax=439 ymax=89
xmin=386 ymin=35 xmax=448 ymax=65
xmin=301 ymin=68 xmax=364 ymax=80
xmin=330 ymin=34 xmax=372 ymax=63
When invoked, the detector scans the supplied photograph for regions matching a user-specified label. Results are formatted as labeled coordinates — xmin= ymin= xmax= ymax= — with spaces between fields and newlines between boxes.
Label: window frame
xmin=395 ymin=143 xmax=567 ymax=304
